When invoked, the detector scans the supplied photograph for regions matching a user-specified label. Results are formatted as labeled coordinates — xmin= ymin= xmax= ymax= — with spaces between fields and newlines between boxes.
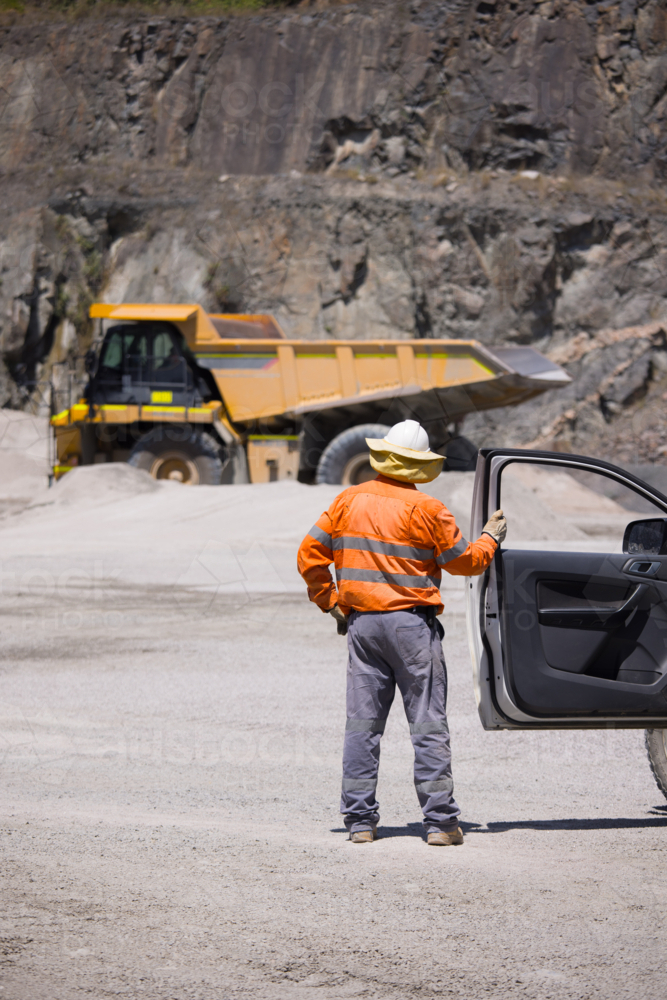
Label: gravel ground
xmin=2 ymin=581 xmax=666 ymax=1000
xmin=0 ymin=453 xmax=665 ymax=999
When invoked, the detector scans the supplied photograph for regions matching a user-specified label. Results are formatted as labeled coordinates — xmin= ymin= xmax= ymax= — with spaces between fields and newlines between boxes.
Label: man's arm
xmin=297 ymin=511 xmax=337 ymax=611
xmin=432 ymin=505 xmax=499 ymax=577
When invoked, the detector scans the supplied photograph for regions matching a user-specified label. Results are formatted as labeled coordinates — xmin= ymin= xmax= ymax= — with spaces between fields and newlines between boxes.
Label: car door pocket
xmin=536 ymin=580 xmax=644 ymax=674
xmin=539 ymin=627 xmax=609 ymax=674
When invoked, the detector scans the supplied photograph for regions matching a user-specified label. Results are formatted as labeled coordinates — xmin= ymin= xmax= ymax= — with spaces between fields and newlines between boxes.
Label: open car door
xmin=467 ymin=449 xmax=667 ymax=730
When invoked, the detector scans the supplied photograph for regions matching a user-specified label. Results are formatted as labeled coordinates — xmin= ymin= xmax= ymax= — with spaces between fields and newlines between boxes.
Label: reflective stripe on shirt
xmin=436 ymin=537 xmax=468 ymax=565
xmin=336 ymin=567 xmax=441 ymax=589
xmin=308 ymin=524 xmax=333 ymax=548
xmin=332 ymin=536 xmax=434 ymax=561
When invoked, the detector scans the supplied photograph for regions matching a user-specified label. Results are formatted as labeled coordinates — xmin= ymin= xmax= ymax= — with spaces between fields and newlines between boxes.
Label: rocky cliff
xmin=2 ymin=0 xmax=667 ymax=465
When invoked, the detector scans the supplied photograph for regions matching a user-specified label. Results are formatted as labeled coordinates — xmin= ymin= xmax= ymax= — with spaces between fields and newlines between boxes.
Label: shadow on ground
xmin=332 ymin=813 xmax=667 ymax=838
xmin=474 ymin=815 xmax=667 ymax=832
xmin=330 ymin=821 xmax=482 ymax=839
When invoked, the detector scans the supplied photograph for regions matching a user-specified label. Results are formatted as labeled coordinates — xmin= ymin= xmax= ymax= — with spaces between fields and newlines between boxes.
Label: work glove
xmin=328 ymin=603 xmax=349 ymax=636
xmin=482 ymin=509 xmax=507 ymax=545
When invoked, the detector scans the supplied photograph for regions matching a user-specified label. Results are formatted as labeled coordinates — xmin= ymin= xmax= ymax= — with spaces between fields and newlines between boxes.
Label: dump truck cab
xmin=86 ymin=321 xmax=212 ymax=409
xmin=50 ymin=302 xmax=571 ymax=486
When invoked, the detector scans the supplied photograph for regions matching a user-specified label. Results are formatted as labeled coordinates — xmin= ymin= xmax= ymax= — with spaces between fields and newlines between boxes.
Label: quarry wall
xmin=2 ymin=0 xmax=667 ymax=462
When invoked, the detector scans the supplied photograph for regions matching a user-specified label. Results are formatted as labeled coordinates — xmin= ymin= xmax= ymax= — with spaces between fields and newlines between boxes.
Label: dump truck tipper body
xmin=50 ymin=303 xmax=571 ymax=485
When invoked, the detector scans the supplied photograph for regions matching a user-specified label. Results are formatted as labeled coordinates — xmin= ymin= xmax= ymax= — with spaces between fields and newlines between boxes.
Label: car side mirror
xmin=623 ymin=518 xmax=667 ymax=555
xmin=84 ymin=348 xmax=98 ymax=376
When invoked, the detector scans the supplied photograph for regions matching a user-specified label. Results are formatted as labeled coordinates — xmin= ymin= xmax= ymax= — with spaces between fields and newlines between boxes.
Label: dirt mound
xmin=422 ymin=473 xmax=476 ymax=538
xmin=0 ymin=410 xmax=49 ymax=508
xmin=43 ymin=462 xmax=163 ymax=506
xmin=424 ymin=470 xmax=589 ymax=541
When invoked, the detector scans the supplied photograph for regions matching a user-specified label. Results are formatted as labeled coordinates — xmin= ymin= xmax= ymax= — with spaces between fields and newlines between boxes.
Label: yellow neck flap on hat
xmin=369 ymin=450 xmax=444 ymax=484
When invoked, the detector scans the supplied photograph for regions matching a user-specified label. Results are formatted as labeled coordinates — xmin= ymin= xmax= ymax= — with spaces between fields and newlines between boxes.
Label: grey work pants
xmin=341 ymin=607 xmax=461 ymax=834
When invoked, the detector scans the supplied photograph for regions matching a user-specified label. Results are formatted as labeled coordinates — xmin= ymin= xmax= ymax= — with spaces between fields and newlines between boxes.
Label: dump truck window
xmin=153 ymin=331 xmax=174 ymax=362
xmin=100 ymin=331 xmax=123 ymax=370
xmin=100 ymin=329 xmax=149 ymax=371
xmin=127 ymin=333 xmax=148 ymax=361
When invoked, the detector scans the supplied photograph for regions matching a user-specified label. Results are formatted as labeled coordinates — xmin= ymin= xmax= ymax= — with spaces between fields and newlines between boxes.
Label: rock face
xmin=3 ymin=1 xmax=667 ymax=179
xmin=1 ymin=0 xmax=667 ymax=467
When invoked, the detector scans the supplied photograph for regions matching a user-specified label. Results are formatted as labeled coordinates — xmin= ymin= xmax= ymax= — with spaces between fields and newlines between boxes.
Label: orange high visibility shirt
xmin=297 ymin=474 xmax=497 ymax=615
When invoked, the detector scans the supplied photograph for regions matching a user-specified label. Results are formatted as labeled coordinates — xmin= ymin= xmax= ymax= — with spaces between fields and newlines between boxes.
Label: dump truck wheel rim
xmin=341 ymin=454 xmax=376 ymax=486
xmin=149 ymin=453 xmax=200 ymax=484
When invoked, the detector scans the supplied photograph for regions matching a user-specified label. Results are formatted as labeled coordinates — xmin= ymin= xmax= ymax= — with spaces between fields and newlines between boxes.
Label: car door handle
xmin=623 ymin=559 xmax=662 ymax=578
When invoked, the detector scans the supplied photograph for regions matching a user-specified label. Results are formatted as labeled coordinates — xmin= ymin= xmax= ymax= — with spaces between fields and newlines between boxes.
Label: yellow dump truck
xmin=50 ymin=303 xmax=571 ymax=485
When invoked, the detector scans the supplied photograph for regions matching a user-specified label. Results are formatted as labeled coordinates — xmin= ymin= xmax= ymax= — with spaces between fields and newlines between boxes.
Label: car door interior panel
xmin=469 ymin=448 xmax=667 ymax=727
xmin=499 ymin=550 xmax=667 ymax=714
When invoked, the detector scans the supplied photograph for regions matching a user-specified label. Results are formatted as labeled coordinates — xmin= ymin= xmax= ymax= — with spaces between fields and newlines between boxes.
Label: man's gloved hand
xmin=482 ymin=509 xmax=507 ymax=545
xmin=329 ymin=603 xmax=349 ymax=636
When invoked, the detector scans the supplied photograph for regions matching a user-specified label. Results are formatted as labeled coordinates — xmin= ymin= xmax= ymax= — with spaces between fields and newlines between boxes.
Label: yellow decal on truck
xmin=141 ymin=406 xmax=186 ymax=420
xmin=151 ymin=391 xmax=173 ymax=403
xmin=51 ymin=409 xmax=72 ymax=426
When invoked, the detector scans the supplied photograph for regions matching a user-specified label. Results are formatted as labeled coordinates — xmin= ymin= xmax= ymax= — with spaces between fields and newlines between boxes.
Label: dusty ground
xmin=2 ymin=585 xmax=667 ymax=999
xmin=1 ymin=438 xmax=667 ymax=999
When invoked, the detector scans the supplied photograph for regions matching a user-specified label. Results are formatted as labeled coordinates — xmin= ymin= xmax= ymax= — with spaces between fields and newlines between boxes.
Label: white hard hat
xmin=365 ymin=419 xmax=443 ymax=461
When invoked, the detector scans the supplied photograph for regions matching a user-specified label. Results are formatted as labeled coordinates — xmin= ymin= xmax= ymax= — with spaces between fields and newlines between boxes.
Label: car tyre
xmin=316 ymin=424 xmax=391 ymax=486
xmin=128 ymin=427 xmax=224 ymax=485
xmin=645 ymin=729 xmax=667 ymax=801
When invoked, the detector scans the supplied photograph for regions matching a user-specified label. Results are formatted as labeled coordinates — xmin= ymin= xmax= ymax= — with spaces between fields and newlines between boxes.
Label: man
xmin=297 ymin=420 xmax=507 ymax=845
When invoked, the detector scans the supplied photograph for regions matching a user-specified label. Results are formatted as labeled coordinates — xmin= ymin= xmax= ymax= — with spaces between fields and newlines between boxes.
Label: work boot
xmin=427 ymin=827 xmax=463 ymax=846
xmin=349 ymin=827 xmax=377 ymax=844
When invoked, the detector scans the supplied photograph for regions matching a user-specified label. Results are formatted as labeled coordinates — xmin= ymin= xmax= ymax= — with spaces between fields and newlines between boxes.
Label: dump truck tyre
xmin=128 ymin=428 xmax=224 ymax=485
xmin=645 ymin=729 xmax=667 ymax=801
xmin=316 ymin=424 xmax=391 ymax=486
xmin=444 ymin=435 xmax=478 ymax=472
